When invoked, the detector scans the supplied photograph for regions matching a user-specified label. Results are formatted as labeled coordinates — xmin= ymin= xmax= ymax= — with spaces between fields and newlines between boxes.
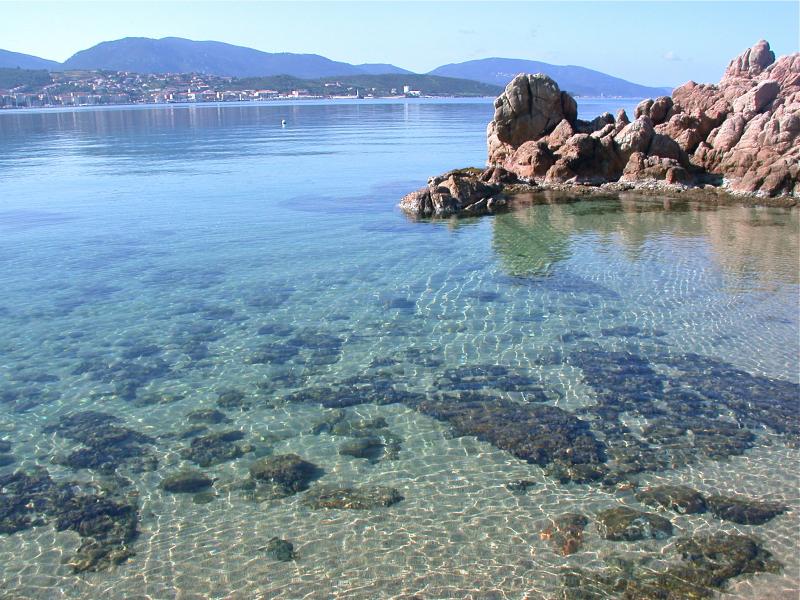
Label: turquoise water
xmin=0 ymin=99 xmax=798 ymax=599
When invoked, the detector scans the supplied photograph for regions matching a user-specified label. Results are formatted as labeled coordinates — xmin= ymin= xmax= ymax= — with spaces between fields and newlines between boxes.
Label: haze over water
xmin=0 ymin=98 xmax=797 ymax=599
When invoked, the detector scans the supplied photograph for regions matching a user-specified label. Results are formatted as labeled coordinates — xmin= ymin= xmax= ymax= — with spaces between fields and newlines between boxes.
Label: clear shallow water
xmin=0 ymin=99 xmax=798 ymax=599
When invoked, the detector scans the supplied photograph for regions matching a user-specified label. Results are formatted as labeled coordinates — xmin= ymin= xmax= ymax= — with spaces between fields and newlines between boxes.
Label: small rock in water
xmin=706 ymin=494 xmax=787 ymax=525
xmin=505 ymin=479 xmax=537 ymax=495
xmin=248 ymin=454 xmax=321 ymax=494
xmin=338 ymin=436 xmax=385 ymax=462
xmin=595 ymin=506 xmax=673 ymax=541
xmin=187 ymin=409 xmax=229 ymax=424
xmin=160 ymin=470 xmax=214 ymax=494
xmin=304 ymin=485 xmax=403 ymax=509
xmin=540 ymin=513 xmax=589 ymax=556
xmin=192 ymin=491 xmax=216 ymax=504
xmin=264 ymin=537 xmax=296 ymax=562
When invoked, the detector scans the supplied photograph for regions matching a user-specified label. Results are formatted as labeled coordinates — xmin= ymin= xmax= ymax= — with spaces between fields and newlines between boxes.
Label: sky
xmin=1 ymin=1 xmax=798 ymax=87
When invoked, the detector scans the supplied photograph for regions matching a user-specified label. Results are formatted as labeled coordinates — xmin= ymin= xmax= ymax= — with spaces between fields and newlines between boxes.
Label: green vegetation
xmin=0 ymin=68 xmax=51 ymax=90
xmin=230 ymin=73 xmax=502 ymax=97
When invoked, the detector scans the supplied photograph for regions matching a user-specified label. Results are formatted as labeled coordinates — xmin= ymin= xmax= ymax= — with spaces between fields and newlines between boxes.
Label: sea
xmin=0 ymin=98 xmax=797 ymax=599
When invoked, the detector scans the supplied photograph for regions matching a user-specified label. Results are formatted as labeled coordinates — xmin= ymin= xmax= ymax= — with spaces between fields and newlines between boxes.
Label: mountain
xmin=0 ymin=49 xmax=60 ymax=70
xmin=429 ymin=58 xmax=672 ymax=97
xmin=63 ymin=37 xmax=378 ymax=78
xmin=355 ymin=63 xmax=413 ymax=75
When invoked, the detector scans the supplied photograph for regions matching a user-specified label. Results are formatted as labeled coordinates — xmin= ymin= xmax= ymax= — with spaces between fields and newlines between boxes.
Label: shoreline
xmin=399 ymin=166 xmax=798 ymax=221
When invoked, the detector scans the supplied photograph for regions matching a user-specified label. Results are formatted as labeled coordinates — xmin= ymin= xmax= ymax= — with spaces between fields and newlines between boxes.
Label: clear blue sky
xmin=2 ymin=1 xmax=798 ymax=86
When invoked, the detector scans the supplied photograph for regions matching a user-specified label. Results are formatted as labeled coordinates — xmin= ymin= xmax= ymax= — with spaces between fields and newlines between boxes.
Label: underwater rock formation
xmin=560 ymin=532 xmax=781 ymax=599
xmin=44 ymin=411 xmax=157 ymax=474
xmin=635 ymin=485 xmax=707 ymax=514
xmin=303 ymin=485 xmax=403 ymax=509
xmin=416 ymin=398 xmax=605 ymax=480
xmin=595 ymin=506 xmax=673 ymax=541
xmin=248 ymin=454 xmax=321 ymax=494
xmin=540 ymin=513 xmax=589 ymax=555
xmin=0 ymin=468 xmax=138 ymax=572
xmin=160 ymin=470 xmax=214 ymax=494
xmin=264 ymin=537 xmax=297 ymax=561
xmin=706 ymin=494 xmax=787 ymax=525
xmin=180 ymin=430 xmax=252 ymax=467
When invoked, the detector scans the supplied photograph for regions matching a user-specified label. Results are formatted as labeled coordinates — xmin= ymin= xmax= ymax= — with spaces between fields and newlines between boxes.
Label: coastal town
xmin=0 ymin=68 xmax=454 ymax=108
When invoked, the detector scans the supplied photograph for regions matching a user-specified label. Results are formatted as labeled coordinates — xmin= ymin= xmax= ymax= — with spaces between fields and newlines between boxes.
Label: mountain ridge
xmin=430 ymin=57 xmax=672 ymax=97
xmin=0 ymin=37 xmax=672 ymax=97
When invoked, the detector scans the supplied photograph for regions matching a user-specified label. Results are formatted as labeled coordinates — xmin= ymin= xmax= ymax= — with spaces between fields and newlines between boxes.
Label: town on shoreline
xmin=0 ymin=68 xmax=503 ymax=109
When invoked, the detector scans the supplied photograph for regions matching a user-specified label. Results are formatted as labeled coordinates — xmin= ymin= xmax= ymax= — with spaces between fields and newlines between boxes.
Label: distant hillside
xmin=0 ymin=49 xmax=60 ymax=71
xmin=355 ymin=63 xmax=414 ymax=75
xmin=0 ymin=68 xmax=52 ymax=89
xmin=232 ymin=73 xmax=502 ymax=97
xmin=63 ymin=37 xmax=375 ymax=78
xmin=429 ymin=58 xmax=672 ymax=97
xmin=0 ymin=39 xmax=673 ymax=96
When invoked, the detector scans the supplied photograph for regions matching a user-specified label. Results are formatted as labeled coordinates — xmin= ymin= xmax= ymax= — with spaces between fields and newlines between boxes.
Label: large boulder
xmin=401 ymin=39 xmax=798 ymax=213
xmin=399 ymin=168 xmax=508 ymax=217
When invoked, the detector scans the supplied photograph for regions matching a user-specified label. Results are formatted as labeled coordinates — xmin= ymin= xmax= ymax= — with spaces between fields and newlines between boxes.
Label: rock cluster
xmin=399 ymin=40 xmax=798 ymax=217
xmin=488 ymin=39 xmax=798 ymax=196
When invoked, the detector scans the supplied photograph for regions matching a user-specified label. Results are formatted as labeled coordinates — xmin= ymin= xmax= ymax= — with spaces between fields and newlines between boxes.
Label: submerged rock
xmin=0 ymin=468 xmax=139 ymax=572
xmin=44 ymin=411 xmax=157 ymax=474
xmin=248 ymin=454 xmax=321 ymax=494
xmin=417 ymin=398 xmax=605 ymax=480
xmin=216 ymin=389 xmax=249 ymax=410
xmin=635 ymin=485 xmax=707 ymax=514
xmin=187 ymin=408 xmax=229 ymax=424
xmin=180 ymin=430 xmax=251 ymax=467
xmin=540 ymin=513 xmax=589 ymax=556
xmin=505 ymin=479 xmax=537 ymax=495
xmin=561 ymin=533 xmax=780 ymax=599
xmin=595 ymin=506 xmax=673 ymax=541
xmin=160 ymin=470 xmax=214 ymax=494
xmin=264 ymin=537 xmax=297 ymax=562
xmin=338 ymin=436 xmax=385 ymax=462
xmin=303 ymin=485 xmax=403 ymax=509
xmin=706 ymin=494 xmax=787 ymax=524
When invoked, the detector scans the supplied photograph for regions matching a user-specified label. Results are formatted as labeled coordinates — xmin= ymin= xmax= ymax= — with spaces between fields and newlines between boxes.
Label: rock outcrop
xmin=399 ymin=40 xmax=798 ymax=217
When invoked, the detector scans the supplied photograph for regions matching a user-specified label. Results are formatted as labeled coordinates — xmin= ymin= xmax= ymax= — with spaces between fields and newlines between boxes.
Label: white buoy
xmin=281 ymin=119 xmax=287 ymax=127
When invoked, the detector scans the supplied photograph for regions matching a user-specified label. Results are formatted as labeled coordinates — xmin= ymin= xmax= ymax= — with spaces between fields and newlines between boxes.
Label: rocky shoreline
xmin=400 ymin=40 xmax=799 ymax=217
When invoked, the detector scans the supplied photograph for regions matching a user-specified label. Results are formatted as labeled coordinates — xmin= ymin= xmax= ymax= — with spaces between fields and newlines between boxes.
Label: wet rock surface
xmin=635 ymin=485 xmax=707 ymax=514
xmin=399 ymin=168 xmax=510 ymax=218
xmin=595 ymin=506 xmax=673 ymax=541
xmin=540 ymin=513 xmax=589 ymax=556
xmin=0 ymin=468 xmax=138 ymax=572
xmin=303 ymin=485 xmax=403 ymax=510
xmin=706 ymin=494 xmax=787 ymax=524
